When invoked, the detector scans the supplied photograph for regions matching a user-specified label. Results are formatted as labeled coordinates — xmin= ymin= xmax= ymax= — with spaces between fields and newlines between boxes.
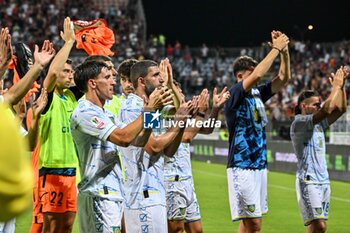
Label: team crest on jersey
xmin=315 ymin=207 xmax=323 ymax=215
xmin=246 ymin=204 xmax=256 ymax=212
xmin=112 ymin=226 xmax=121 ymax=233
xmin=253 ymin=107 xmax=259 ymax=122
xmin=91 ymin=116 xmax=105 ymax=129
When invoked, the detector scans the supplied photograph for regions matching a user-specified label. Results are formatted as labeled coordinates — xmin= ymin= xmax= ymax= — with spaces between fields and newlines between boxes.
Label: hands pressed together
xmin=329 ymin=66 xmax=347 ymax=89
xmin=0 ymin=27 xmax=13 ymax=69
xmin=145 ymin=85 xmax=174 ymax=111
xmin=269 ymin=30 xmax=289 ymax=55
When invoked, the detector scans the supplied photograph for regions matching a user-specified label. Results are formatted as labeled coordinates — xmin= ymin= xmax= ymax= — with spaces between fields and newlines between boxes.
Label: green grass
xmin=16 ymin=160 xmax=350 ymax=232
xmin=192 ymin=160 xmax=350 ymax=233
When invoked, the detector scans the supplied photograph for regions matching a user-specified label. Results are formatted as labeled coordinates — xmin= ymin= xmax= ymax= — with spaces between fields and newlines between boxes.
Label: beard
xmin=145 ymin=83 xmax=158 ymax=97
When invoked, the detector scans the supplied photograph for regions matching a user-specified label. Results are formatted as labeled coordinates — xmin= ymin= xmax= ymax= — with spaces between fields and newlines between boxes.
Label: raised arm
xmin=162 ymin=100 xmax=194 ymax=157
xmin=181 ymin=89 xmax=209 ymax=142
xmin=312 ymin=68 xmax=346 ymax=125
xmin=160 ymin=58 xmax=182 ymax=109
xmin=0 ymin=28 xmax=12 ymax=79
xmin=271 ymin=31 xmax=291 ymax=93
xmin=4 ymin=40 xmax=55 ymax=106
xmin=242 ymin=32 xmax=289 ymax=91
xmin=198 ymin=87 xmax=230 ymax=135
xmin=25 ymin=89 xmax=48 ymax=150
xmin=44 ymin=17 xmax=75 ymax=93
xmin=142 ymin=99 xmax=194 ymax=156
xmin=108 ymin=112 xmax=148 ymax=147
xmin=324 ymin=68 xmax=347 ymax=125
xmin=108 ymin=86 xmax=171 ymax=147
xmin=131 ymin=86 xmax=174 ymax=147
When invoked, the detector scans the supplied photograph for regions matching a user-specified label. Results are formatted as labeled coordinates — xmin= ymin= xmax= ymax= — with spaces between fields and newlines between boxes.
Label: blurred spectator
xmin=2 ymin=0 xmax=349 ymax=124
xmin=201 ymin=43 xmax=208 ymax=59
xmin=174 ymin=40 xmax=182 ymax=58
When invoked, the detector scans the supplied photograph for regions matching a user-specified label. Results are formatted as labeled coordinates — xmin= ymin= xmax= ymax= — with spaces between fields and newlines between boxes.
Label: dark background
xmin=142 ymin=0 xmax=350 ymax=47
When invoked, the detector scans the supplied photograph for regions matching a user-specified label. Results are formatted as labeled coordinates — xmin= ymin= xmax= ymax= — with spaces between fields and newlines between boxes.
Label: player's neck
xmin=55 ymin=87 xmax=65 ymax=96
xmin=85 ymin=92 xmax=105 ymax=108
xmin=135 ymin=88 xmax=147 ymax=102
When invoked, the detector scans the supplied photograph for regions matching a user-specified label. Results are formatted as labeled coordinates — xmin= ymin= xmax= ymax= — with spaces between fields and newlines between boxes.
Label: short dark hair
xmin=84 ymin=55 xmax=112 ymax=63
xmin=294 ymin=90 xmax=320 ymax=115
xmin=233 ymin=56 xmax=258 ymax=76
xmin=117 ymin=59 xmax=138 ymax=79
xmin=74 ymin=61 xmax=108 ymax=93
xmin=130 ymin=60 xmax=158 ymax=88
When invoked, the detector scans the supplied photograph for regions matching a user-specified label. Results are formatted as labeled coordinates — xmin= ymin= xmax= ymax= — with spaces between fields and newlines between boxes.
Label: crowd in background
xmin=1 ymin=0 xmax=350 ymax=124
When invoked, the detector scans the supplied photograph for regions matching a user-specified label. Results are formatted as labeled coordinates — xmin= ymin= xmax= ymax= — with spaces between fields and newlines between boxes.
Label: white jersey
xmin=290 ymin=114 xmax=329 ymax=184
xmin=118 ymin=93 xmax=166 ymax=208
xmin=164 ymin=142 xmax=192 ymax=181
xmin=70 ymin=99 xmax=125 ymax=201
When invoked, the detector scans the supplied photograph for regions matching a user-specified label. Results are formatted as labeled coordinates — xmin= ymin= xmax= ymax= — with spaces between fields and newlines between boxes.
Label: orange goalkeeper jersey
xmin=73 ymin=18 xmax=115 ymax=56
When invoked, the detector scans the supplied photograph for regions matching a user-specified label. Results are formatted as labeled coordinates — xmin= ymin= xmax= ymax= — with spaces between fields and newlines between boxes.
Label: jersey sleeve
xmin=118 ymin=97 xmax=143 ymax=124
xmin=292 ymin=115 xmax=314 ymax=133
xmin=72 ymin=107 xmax=118 ymax=141
xmin=257 ymin=81 xmax=274 ymax=103
xmin=224 ymin=82 xmax=246 ymax=111
xmin=290 ymin=114 xmax=315 ymax=144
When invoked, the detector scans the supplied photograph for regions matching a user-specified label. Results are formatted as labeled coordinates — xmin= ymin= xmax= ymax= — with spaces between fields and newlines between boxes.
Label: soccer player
xmin=165 ymin=84 xmax=230 ymax=233
xmin=0 ymin=85 xmax=49 ymax=233
xmin=118 ymin=59 xmax=194 ymax=233
xmin=224 ymin=31 xmax=290 ymax=233
xmin=86 ymin=56 xmax=137 ymax=233
xmin=38 ymin=17 xmax=78 ymax=233
xmin=84 ymin=55 xmax=122 ymax=115
xmin=0 ymin=35 xmax=54 ymax=150
xmin=117 ymin=58 xmax=137 ymax=99
xmin=83 ymin=56 xmax=137 ymax=118
xmin=70 ymin=60 xmax=169 ymax=232
xmin=0 ymin=28 xmax=54 ymax=233
xmin=290 ymin=67 xmax=347 ymax=233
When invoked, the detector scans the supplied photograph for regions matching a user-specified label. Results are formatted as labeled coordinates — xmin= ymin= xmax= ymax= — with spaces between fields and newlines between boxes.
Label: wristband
xmin=272 ymin=47 xmax=281 ymax=53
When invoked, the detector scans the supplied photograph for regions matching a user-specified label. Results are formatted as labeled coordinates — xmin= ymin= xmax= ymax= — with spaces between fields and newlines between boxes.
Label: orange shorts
xmin=32 ymin=184 xmax=43 ymax=224
xmin=38 ymin=174 xmax=77 ymax=213
xmin=29 ymin=222 xmax=43 ymax=233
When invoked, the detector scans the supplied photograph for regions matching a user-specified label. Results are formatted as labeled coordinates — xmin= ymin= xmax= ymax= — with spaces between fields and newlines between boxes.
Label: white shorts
xmin=0 ymin=219 xmax=15 ymax=233
xmin=124 ymin=205 xmax=167 ymax=233
xmin=227 ymin=167 xmax=268 ymax=221
xmin=78 ymin=194 xmax=124 ymax=233
xmin=296 ymin=179 xmax=330 ymax=226
xmin=165 ymin=178 xmax=201 ymax=222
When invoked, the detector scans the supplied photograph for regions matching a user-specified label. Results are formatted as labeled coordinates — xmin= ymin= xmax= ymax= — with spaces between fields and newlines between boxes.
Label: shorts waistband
xmin=39 ymin=167 xmax=76 ymax=176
